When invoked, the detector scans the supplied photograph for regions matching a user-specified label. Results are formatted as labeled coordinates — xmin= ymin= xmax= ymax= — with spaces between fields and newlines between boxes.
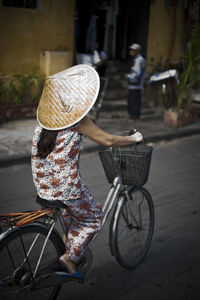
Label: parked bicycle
xmin=148 ymin=69 xmax=179 ymax=109
xmin=89 ymin=76 xmax=109 ymax=122
xmin=0 ymin=138 xmax=154 ymax=300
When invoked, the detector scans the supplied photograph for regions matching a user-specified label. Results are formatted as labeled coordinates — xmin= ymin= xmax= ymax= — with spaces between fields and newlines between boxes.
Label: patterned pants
xmin=62 ymin=195 xmax=103 ymax=262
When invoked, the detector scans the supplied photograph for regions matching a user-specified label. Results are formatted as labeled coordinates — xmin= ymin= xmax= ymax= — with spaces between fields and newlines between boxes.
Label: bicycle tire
xmin=0 ymin=222 xmax=65 ymax=300
xmin=162 ymin=80 xmax=177 ymax=109
xmin=110 ymin=187 xmax=154 ymax=269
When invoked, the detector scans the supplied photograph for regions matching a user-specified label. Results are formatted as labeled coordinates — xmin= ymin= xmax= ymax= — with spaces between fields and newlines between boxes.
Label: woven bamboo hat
xmin=37 ymin=64 xmax=100 ymax=130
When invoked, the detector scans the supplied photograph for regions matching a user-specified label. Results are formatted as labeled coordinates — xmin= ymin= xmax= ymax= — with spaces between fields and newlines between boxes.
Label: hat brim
xmin=37 ymin=64 xmax=100 ymax=130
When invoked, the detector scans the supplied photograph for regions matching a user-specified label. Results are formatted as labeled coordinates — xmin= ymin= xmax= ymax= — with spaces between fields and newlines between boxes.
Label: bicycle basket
xmin=99 ymin=143 xmax=153 ymax=187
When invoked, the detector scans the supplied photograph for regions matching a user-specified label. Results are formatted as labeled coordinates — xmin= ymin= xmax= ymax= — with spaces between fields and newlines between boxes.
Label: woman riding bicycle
xmin=31 ymin=64 xmax=143 ymax=279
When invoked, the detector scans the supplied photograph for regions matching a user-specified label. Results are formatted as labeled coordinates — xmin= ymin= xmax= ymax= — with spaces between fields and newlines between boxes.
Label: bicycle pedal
xmin=69 ymin=276 xmax=84 ymax=284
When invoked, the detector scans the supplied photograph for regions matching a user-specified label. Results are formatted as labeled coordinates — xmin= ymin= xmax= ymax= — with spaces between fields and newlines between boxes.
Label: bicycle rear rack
xmin=0 ymin=209 xmax=53 ymax=227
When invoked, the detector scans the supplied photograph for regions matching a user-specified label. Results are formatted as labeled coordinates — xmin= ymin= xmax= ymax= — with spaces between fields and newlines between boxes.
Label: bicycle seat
xmin=36 ymin=196 xmax=67 ymax=209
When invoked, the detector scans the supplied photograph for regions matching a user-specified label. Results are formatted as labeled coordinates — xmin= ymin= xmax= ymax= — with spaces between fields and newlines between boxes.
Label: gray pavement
xmin=1 ymin=135 xmax=200 ymax=299
xmin=0 ymin=109 xmax=200 ymax=167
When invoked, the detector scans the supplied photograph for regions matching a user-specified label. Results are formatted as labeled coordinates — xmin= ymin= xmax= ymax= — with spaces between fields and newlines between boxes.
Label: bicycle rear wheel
xmin=0 ymin=223 xmax=65 ymax=300
xmin=110 ymin=187 xmax=154 ymax=269
xmin=162 ymin=79 xmax=177 ymax=109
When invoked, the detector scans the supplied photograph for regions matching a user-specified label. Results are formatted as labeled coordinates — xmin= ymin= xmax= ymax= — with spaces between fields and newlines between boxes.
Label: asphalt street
xmin=0 ymin=135 xmax=200 ymax=300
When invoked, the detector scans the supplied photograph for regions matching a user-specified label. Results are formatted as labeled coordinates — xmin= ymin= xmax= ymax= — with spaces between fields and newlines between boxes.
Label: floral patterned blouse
xmin=31 ymin=122 xmax=91 ymax=201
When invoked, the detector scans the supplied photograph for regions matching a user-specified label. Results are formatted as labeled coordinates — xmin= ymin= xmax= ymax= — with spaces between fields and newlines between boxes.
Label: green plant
xmin=0 ymin=72 xmax=42 ymax=106
xmin=7 ymin=79 xmax=20 ymax=104
xmin=9 ymin=72 xmax=39 ymax=104
xmin=177 ymin=24 xmax=200 ymax=110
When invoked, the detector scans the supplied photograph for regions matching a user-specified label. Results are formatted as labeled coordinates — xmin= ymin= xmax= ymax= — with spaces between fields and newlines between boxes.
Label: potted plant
xmin=164 ymin=24 xmax=200 ymax=128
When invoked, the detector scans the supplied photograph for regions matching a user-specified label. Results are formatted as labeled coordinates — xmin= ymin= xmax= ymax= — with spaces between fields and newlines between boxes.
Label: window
xmin=2 ymin=0 xmax=41 ymax=9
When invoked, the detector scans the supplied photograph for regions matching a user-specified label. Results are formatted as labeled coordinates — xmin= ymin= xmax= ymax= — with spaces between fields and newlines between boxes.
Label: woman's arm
xmin=78 ymin=116 xmax=143 ymax=147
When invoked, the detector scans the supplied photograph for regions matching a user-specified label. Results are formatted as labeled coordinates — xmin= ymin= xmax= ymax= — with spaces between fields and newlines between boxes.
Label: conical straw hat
xmin=37 ymin=64 xmax=100 ymax=130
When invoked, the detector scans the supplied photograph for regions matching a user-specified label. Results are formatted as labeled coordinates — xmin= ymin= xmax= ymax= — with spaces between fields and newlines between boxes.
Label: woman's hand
xmin=130 ymin=131 xmax=143 ymax=143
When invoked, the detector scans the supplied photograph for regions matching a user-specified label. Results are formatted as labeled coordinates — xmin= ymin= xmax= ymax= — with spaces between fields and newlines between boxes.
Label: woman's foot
xmin=59 ymin=254 xmax=76 ymax=274
xmin=57 ymin=254 xmax=84 ymax=283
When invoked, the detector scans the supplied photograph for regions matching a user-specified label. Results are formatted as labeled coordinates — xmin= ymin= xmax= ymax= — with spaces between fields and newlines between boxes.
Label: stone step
xmin=98 ymin=103 xmax=164 ymax=120
xmin=101 ymin=98 xmax=151 ymax=111
xmin=104 ymin=89 xmax=127 ymax=101
xmin=101 ymin=99 xmax=126 ymax=111
xmin=98 ymin=109 xmax=164 ymax=121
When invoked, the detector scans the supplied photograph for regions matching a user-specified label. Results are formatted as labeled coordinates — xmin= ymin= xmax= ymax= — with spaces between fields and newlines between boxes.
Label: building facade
xmin=0 ymin=0 xmax=198 ymax=78
xmin=0 ymin=0 xmax=75 ymax=77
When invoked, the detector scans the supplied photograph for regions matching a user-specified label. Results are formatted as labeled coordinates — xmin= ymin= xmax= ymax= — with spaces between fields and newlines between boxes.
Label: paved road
xmin=0 ymin=135 xmax=200 ymax=300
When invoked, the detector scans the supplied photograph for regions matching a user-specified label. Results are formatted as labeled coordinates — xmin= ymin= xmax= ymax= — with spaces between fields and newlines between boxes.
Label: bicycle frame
xmin=23 ymin=174 xmax=125 ymax=278
xmin=32 ymin=209 xmax=68 ymax=278
xmin=101 ymin=175 xmax=139 ymax=226
xmin=101 ymin=176 xmax=122 ymax=226
xmin=32 ymin=175 xmax=126 ymax=277
xmin=33 ymin=174 xmax=139 ymax=271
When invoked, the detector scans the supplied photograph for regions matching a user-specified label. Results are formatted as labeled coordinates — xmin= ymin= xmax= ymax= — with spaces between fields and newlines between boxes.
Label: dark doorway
xmin=75 ymin=0 xmax=151 ymax=60
xmin=75 ymin=0 xmax=107 ymax=54
xmin=116 ymin=0 xmax=151 ymax=59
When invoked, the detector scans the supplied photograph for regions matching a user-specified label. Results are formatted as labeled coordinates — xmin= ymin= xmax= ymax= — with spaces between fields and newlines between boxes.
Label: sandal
xmin=55 ymin=271 xmax=84 ymax=283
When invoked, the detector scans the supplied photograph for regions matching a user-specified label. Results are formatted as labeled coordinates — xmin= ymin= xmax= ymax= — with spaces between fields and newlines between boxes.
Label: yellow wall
xmin=0 ymin=0 xmax=75 ymax=76
xmin=146 ymin=0 xmax=184 ymax=72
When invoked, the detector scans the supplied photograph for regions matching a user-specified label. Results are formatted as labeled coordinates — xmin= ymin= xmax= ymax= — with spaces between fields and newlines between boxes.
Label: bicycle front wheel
xmin=0 ymin=223 xmax=65 ymax=300
xmin=111 ymin=187 xmax=154 ymax=269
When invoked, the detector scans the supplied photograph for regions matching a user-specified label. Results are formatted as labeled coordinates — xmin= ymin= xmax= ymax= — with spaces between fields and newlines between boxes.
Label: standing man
xmin=126 ymin=43 xmax=146 ymax=122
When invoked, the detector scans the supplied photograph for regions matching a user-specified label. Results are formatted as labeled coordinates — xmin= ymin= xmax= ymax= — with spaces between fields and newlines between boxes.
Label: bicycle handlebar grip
xmin=128 ymin=129 xmax=137 ymax=135
xmin=129 ymin=129 xmax=145 ymax=144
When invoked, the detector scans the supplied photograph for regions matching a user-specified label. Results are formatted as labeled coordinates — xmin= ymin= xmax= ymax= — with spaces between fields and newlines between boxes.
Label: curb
xmin=144 ymin=126 xmax=200 ymax=143
xmin=0 ymin=155 xmax=31 ymax=168
xmin=1 ymin=127 xmax=200 ymax=169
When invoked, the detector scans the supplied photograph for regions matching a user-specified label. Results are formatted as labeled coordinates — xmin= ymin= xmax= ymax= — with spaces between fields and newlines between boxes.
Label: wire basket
xmin=99 ymin=143 xmax=153 ymax=187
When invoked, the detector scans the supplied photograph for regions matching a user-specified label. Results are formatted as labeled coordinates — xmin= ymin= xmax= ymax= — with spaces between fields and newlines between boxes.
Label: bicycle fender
xmin=0 ymin=222 xmax=65 ymax=253
xmin=0 ymin=226 xmax=14 ymax=243
xmin=0 ymin=222 xmax=47 ymax=242
xmin=109 ymin=195 xmax=125 ymax=256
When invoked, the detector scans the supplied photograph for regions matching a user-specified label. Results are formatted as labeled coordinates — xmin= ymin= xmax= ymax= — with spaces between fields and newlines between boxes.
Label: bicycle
xmin=0 ymin=140 xmax=154 ymax=300
xmin=144 ymin=56 xmax=179 ymax=109
xmin=89 ymin=76 xmax=109 ymax=122
xmin=148 ymin=69 xmax=178 ymax=109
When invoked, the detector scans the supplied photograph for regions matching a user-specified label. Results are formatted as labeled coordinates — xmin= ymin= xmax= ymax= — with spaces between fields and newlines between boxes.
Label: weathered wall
xmin=0 ymin=0 xmax=75 ymax=76
xmin=146 ymin=0 xmax=184 ymax=72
